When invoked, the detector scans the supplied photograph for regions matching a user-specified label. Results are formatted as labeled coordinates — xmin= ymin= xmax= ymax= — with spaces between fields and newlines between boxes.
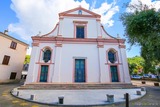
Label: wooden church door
xmin=75 ymin=59 xmax=85 ymax=82
xmin=110 ymin=66 xmax=119 ymax=82
xmin=40 ymin=65 xmax=48 ymax=82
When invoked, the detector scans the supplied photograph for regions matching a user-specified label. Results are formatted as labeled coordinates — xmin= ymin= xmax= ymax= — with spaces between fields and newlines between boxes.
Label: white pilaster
xmin=98 ymin=47 xmax=108 ymax=83
xmin=96 ymin=21 xmax=101 ymax=37
xmin=48 ymin=64 xmax=54 ymax=82
xmin=25 ymin=46 xmax=39 ymax=84
xmin=119 ymin=48 xmax=131 ymax=83
xmin=58 ymin=19 xmax=63 ymax=36
xmin=52 ymin=46 xmax=62 ymax=82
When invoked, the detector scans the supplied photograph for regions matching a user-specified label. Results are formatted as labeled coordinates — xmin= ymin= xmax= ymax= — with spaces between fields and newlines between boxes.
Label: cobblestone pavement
xmin=0 ymin=83 xmax=52 ymax=107
xmin=0 ymin=80 xmax=160 ymax=107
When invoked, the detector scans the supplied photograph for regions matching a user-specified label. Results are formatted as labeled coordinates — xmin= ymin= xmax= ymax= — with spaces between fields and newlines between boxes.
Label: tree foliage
xmin=121 ymin=1 xmax=160 ymax=62
xmin=24 ymin=55 xmax=30 ymax=64
xmin=128 ymin=56 xmax=159 ymax=74
xmin=128 ymin=56 xmax=144 ymax=74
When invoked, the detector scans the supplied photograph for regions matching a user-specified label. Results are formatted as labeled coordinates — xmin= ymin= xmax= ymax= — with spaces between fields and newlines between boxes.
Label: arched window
xmin=43 ymin=49 xmax=51 ymax=63
xmin=108 ymin=50 xmax=116 ymax=63
xmin=78 ymin=10 xmax=82 ymax=15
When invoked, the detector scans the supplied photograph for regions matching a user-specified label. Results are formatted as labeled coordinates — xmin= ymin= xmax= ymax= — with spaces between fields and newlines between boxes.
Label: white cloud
xmin=90 ymin=0 xmax=97 ymax=10
xmin=91 ymin=2 xmax=119 ymax=27
xmin=9 ymin=0 xmax=119 ymax=42
xmin=127 ymin=0 xmax=160 ymax=12
xmin=91 ymin=1 xmax=119 ymax=27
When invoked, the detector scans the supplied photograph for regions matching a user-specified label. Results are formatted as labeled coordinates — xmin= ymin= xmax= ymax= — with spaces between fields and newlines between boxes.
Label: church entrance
xmin=40 ymin=65 xmax=48 ymax=82
xmin=75 ymin=59 xmax=85 ymax=82
xmin=110 ymin=66 xmax=119 ymax=82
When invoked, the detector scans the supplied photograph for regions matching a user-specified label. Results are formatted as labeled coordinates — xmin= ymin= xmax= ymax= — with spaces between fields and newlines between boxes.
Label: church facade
xmin=26 ymin=7 xmax=131 ymax=84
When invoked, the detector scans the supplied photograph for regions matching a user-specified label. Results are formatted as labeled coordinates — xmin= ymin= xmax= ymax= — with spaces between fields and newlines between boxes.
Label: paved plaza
xmin=11 ymin=88 xmax=146 ymax=106
xmin=0 ymin=80 xmax=160 ymax=107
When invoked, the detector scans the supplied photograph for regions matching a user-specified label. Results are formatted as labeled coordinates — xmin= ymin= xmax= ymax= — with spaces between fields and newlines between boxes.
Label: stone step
xmin=18 ymin=83 xmax=137 ymax=90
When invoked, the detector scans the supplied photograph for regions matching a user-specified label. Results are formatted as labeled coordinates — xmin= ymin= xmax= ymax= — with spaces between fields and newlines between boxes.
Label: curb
xmin=10 ymin=88 xmax=147 ymax=107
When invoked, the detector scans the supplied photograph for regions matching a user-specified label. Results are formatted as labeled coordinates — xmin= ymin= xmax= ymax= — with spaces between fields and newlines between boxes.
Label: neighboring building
xmin=21 ymin=64 xmax=29 ymax=79
xmin=26 ymin=6 xmax=131 ymax=84
xmin=0 ymin=31 xmax=28 ymax=81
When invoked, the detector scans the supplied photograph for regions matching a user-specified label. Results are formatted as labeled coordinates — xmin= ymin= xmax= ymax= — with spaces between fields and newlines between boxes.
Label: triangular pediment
xmin=59 ymin=6 xmax=101 ymax=18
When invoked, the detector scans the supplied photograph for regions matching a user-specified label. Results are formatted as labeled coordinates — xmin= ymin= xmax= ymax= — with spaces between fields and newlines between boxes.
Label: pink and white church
xmin=26 ymin=6 xmax=131 ymax=84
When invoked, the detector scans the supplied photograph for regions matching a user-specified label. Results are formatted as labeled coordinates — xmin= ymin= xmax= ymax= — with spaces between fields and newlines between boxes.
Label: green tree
xmin=24 ymin=55 xmax=30 ymax=64
xmin=128 ymin=63 xmax=137 ymax=74
xmin=143 ymin=60 xmax=158 ymax=74
xmin=121 ymin=1 xmax=160 ymax=75
xmin=128 ymin=56 xmax=145 ymax=74
xmin=121 ymin=1 xmax=160 ymax=63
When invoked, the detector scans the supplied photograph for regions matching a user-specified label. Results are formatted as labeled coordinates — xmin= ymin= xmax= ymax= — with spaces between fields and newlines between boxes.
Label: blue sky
xmin=1 ymin=0 xmax=157 ymax=57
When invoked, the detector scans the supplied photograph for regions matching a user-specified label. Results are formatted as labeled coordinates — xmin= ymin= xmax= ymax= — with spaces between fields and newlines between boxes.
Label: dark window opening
xmin=10 ymin=72 xmax=17 ymax=79
xmin=10 ymin=41 xmax=17 ymax=49
xmin=2 ymin=55 xmax=10 ymax=65
xmin=76 ymin=26 xmax=84 ymax=38
xmin=43 ymin=49 xmax=51 ymax=63
xmin=21 ymin=75 xmax=27 ymax=79
xmin=78 ymin=10 xmax=82 ymax=15
xmin=108 ymin=50 xmax=116 ymax=63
